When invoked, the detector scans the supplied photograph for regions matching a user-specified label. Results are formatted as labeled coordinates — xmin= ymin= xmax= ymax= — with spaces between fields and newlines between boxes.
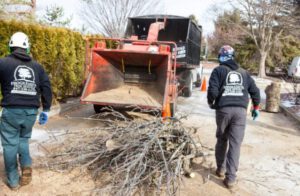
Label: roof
xmin=129 ymin=15 xmax=202 ymax=30
xmin=129 ymin=15 xmax=189 ymax=20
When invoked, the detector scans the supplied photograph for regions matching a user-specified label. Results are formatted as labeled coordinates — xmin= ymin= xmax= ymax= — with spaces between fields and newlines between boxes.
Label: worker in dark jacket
xmin=0 ymin=32 xmax=52 ymax=190
xmin=207 ymin=45 xmax=260 ymax=189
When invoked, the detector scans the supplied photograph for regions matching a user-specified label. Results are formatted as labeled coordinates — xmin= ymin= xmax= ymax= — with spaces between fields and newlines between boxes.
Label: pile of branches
xmin=44 ymin=110 xmax=202 ymax=196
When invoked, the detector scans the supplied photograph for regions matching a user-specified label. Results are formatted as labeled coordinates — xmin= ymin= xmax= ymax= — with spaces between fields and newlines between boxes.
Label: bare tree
xmin=208 ymin=9 xmax=247 ymax=57
xmin=80 ymin=0 xmax=163 ymax=37
xmin=291 ymin=0 xmax=300 ymax=38
xmin=215 ymin=0 xmax=299 ymax=77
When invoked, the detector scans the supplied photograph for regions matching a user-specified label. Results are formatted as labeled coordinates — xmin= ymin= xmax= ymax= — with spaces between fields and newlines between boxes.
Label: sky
xmin=36 ymin=0 xmax=222 ymax=35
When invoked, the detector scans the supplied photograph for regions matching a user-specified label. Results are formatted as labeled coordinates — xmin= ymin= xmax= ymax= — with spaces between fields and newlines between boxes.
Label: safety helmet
xmin=218 ymin=45 xmax=235 ymax=63
xmin=9 ymin=32 xmax=30 ymax=49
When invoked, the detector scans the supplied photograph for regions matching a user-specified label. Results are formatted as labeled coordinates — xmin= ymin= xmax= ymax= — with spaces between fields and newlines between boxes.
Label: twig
xmin=41 ymin=109 xmax=202 ymax=196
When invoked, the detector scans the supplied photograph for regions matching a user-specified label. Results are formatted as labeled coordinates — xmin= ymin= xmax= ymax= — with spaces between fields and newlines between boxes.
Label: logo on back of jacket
xmin=222 ymin=71 xmax=244 ymax=96
xmin=11 ymin=65 xmax=37 ymax=95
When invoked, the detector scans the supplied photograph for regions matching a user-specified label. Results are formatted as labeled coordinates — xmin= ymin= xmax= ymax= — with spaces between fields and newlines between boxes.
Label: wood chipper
xmin=81 ymin=15 xmax=202 ymax=117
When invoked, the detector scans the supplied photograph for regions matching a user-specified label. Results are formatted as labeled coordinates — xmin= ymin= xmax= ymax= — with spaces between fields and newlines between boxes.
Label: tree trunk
xmin=30 ymin=0 xmax=36 ymax=17
xmin=265 ymin=82 xmax=281 ymax=112
xmin=258 ymin=51 xmax=267 ymax=78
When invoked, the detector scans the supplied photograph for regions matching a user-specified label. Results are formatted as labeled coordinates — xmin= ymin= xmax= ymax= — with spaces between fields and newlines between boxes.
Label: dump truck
xmin=81 ymin=15 xmax=202 ymax=117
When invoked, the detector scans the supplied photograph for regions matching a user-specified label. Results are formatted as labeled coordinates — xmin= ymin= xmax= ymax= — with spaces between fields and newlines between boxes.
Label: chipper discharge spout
xmin=81 ymin=37 xmax=177 ymax=117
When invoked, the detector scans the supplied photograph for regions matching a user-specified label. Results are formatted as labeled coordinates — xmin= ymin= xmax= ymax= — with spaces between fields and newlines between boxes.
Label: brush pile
xmin=44 ymin=110 xmax=203 ymax=196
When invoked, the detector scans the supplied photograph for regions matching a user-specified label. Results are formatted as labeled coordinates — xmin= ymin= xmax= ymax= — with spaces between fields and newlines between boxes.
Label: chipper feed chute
xmin=81 ymin=44 xmax=177 ymax=116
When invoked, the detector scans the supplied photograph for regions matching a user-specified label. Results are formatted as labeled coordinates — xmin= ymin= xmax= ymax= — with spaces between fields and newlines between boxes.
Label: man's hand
xmin=208 ymin=101 xmax=215 ymax=109
xmin=251 ymin=105 xmax=260 ymax=120
xmin=39 ymin=112 xmax=49 ymax=125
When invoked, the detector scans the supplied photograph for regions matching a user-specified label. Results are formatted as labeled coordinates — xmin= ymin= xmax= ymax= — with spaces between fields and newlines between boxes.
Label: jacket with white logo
xmin=0 ymin=48 xmax=52 ymax=111
xmin=207 ymin=59 xmax=260 ymax=109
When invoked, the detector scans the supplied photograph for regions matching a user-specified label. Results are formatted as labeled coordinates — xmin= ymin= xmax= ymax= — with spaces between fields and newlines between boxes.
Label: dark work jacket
xmin=207 ymin=59 xmax=260 ymax=109
xmin=0 ymin=48 xmax=52 ymax=111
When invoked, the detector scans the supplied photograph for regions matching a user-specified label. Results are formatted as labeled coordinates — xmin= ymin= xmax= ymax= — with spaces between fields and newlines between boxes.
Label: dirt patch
xmin=0 ymin=159 xmax=96 ymax=195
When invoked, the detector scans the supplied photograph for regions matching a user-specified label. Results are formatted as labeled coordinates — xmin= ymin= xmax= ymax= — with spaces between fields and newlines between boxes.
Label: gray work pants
xmin=215 ymin=107 xmax=246 ymax=182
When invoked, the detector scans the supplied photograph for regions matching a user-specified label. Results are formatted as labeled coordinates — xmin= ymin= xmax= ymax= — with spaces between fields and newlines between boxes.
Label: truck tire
xmin=183 ymin=72 xmax=193 ymax=97
xmin=195 ymin=67 xmax=203 ymax=87
xmin=195 ymin=74 xmax=202 ymax=88
xmin=93 ymin=105 xmax=103 ymax=113
xmin=170 ymin=102 xmax=177 ymax=117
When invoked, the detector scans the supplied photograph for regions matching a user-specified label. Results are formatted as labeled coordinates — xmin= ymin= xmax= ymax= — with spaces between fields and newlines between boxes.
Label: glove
xmin=208 ymin=101 xmax=215 ymax=109
xmin=251 ymin=105 xmax=260 ymax=120
xmin=39 ymin=112 xmax=49 ymax=125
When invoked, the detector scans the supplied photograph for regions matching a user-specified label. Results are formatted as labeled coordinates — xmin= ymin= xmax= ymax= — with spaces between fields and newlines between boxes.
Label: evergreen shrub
xmin=0 ymin=20 xmax=86 ymax=100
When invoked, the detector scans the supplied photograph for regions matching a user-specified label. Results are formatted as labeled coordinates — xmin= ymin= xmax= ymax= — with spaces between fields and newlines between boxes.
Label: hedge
xmin=0 ymin=20 xmax=86 ymax=100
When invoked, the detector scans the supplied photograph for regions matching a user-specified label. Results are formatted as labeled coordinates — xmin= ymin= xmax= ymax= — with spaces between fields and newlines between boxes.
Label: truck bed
xmin=82 ymin=84 xmax=163 ymax=108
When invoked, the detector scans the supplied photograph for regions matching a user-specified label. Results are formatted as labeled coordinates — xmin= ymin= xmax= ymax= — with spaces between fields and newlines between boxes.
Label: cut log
xmin=265 ymin=82 xmax=281 ymax=112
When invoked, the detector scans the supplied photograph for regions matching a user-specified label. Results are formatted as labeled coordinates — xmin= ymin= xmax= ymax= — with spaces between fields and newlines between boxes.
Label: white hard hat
xmin=9 ymin=32 xmax=30 ymax=49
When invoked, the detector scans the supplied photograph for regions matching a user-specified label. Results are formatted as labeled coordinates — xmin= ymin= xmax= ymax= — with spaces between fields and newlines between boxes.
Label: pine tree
xmin=41 ymin=5 xmax=72 ymax=27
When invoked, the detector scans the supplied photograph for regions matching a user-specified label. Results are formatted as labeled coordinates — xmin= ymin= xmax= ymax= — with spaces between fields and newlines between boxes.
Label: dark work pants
xmin=0 ymin=108 xmax=37 ymax=187
xmin=215 ymin=107 xmax=246 ymax=182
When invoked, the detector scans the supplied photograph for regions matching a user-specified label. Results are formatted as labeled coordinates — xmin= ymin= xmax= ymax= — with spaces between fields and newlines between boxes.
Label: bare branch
xmin=79 ymin=0 xmax=163 ymax=37
xmin=211 ymin=0 xmax=300 ymax=77
xmin=41 ymin=110 xmax=206 ymax=195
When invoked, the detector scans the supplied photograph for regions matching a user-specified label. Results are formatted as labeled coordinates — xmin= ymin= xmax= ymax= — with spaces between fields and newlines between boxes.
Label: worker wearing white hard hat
xmin=0 ymin=32 xmax=52 ymax=190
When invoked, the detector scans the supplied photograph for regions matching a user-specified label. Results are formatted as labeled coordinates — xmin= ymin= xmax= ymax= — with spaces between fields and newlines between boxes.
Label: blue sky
xmin=36 ymin=0 xmax=222 ymax=35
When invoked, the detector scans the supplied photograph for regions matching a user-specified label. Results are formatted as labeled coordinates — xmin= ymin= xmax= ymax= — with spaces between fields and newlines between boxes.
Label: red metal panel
xmin=81 ymin=38 xmax=178 ymax=115
xmin=147 ymin=22 xmax=165 ymax=42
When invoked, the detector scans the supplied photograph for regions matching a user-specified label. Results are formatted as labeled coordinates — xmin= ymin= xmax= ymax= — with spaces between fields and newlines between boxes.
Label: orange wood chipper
xmin=81 ymin=15 xmax=203 ymax=117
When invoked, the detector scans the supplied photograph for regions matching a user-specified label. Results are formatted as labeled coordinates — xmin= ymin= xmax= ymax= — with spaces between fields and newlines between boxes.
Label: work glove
xmin=208 ymin=101 xmax=215 ymax=109
xmin=39 ymin=112 xmax=49 ymax=125
xmin=251 ymin=105 xmax=260 ymax=120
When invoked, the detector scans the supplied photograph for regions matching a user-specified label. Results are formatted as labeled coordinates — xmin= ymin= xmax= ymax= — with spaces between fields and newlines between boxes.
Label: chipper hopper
xmin=81 ymin=25 xmax=177 ymax=117
xmin=81 ymin=15 xmax=202 ymax=117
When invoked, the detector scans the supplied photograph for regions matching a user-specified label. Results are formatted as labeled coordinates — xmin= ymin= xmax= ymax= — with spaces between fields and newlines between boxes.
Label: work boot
xmin=8 ymin=184 xmax=20 ymax=191
xmin=20 ymin=167 xmax=32 ymax=186
xmin=215 ymin=168 xmax=225 ymax=178
xmin=223 ymin=178 xmax=237 ymax=189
